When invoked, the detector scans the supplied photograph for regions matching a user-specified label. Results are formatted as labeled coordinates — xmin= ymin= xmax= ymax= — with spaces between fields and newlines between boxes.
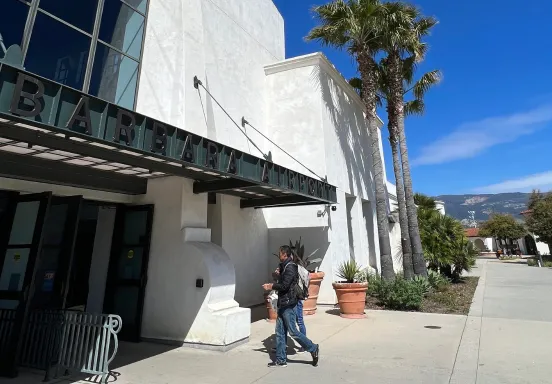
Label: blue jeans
xmin=296 ymin=300 xmax=306 ymax=336
xmin=275 ymin=305 xmax=316 ymax=363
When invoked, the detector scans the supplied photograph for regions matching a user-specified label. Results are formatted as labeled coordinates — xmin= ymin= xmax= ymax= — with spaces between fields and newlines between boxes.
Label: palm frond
xmin=306 ymin=0 xmax=383 ymax=56
xmin=404 ymin=99 xmax=425 ymax=116
xmin=412 ymin=70 xmax=441 ymax=100
xmin=348 ymin=77 xmax=363 ymax=96
xmin=401 ymin=55 xmax=417 ymax=85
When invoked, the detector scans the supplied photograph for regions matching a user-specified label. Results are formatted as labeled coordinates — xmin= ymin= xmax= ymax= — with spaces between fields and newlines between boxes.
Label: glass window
xmin=124 ymin=0 xmax=147 ymax=13
xmin=41 ymin=203 xmax=69 ymax=246
xmin=89 ymin=43 xmax=138 ymax=109
xmin=123 ymin=210 xmax=148 ymax=244
xmin=0 ymin=0 xmax=29 ymax=58
xmin=99 ymin=0 xmax=145 ymax=59
xmin=38 ymin=0 xmax=99 ymax=33
xmin=9 ymin=201 xmax=40 ymax=245
xmin=25 ymin=13 xmax=90 ymax=90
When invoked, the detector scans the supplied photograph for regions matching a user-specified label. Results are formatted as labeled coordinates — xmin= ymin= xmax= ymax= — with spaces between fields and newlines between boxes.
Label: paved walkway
xmin=10 ymin=259 xmax=552 ymax=384
xmin=451 ymin=258 xmax=552 ymax=384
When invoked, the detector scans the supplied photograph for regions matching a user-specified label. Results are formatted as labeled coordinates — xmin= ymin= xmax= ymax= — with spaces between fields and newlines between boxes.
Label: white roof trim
xmin=264 ymin=52 xmax=384 ymax=126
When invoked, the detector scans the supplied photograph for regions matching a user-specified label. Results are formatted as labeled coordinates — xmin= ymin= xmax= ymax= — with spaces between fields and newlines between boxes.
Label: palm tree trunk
xmin=389 ymin=125 xmax=414 ymax=279
xmin=388 ymin=52 xmax=427 ymax=277
xmin=398 ymin=124 xmax=427 ymax=276
xmin=358 ymin=53 xmax=394 ymax=280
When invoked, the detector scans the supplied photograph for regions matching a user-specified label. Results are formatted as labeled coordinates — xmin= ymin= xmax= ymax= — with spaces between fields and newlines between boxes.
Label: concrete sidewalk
xmin=10 ymin=259 xmax=552 ymax=384
xmin=451 ymin=259 xmax=552 ymax=384
xmin=13 ymin=310 xmax=467 ymax=384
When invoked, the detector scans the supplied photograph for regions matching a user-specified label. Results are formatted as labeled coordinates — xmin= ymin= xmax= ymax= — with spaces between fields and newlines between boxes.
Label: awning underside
xmin=0 ymin=120 xmax=330 ymax=208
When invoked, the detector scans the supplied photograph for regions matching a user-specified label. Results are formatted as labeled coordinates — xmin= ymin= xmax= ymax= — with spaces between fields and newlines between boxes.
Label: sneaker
xmin=271 ymin=347 xmax=276 ymax=352
xmin=297 ymin=347 xmax=306 ymax=353
xmin=267 ymin=361 xmax=287 ymax=368
xmin=311 ymin=345 xmax=319 ymax=367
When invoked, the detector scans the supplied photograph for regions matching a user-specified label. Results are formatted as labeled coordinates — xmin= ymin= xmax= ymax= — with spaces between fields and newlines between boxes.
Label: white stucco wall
xmin=468 ymin=237 xmax=493 ymax=252
xmin=263 ymin=53 xmax=383 ymax=303
xmin=435 ymin=200 xmax=446 ymax=216
xmin=136 ymin=0 xmax=284 ymax=156
xmin=386 ymin=182 xmax=403 ymax=272
xmin=537 ymin=242 xmax=550 ymax=255
xmin=58 ymin=0 xmax=386 ymax=340
xmin=1 ymin=0 xmax=391 ymax=346
xmin=133 ymin=0 xmax=286 ymax=312
xmin=216 ymin=195 xmax=268 ymax=308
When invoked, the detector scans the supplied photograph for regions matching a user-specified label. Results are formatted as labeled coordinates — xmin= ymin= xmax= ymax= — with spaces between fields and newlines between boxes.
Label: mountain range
xmin=435 ymin=193 xmax=530 ymax=226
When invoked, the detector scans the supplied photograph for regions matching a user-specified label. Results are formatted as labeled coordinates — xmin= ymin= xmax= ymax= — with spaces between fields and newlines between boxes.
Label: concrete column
xmin=139 ymin=177 xmax=250 ymax=350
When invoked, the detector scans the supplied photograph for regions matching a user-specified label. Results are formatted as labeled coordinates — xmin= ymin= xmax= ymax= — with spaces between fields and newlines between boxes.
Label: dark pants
xmin=275 ymin=305 xmax=316 ymax=363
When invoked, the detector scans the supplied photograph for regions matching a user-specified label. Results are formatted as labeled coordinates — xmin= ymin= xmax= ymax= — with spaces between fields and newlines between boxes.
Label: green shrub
xmin=370 ymin=277 xmax=424 ymax=311
xmin=418 ymin=206 xmax=477 ymax=281
xmin=427 ymin=270 xmax=450 ymax=290
xmin=412 ymin=275 xmax=431 ymax=296
xmin=527 ymin=256 xmax=552 ymax=267
xmin=363 ymin=271 xmax=383 ymax=296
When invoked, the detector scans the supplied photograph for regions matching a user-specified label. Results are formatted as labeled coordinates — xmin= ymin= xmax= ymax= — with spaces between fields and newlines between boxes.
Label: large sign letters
xmin=4 ymin=69 xmax=336 ymax=203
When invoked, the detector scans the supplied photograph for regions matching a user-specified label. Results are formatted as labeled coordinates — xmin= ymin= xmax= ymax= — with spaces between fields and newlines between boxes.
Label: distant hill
xmin=435 ymin=193 xmax=529 ymax=225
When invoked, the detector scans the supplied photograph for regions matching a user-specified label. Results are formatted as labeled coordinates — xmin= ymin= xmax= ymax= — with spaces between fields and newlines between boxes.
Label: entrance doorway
xmin=104 ymin=205 xmax=154 ymax=342
xmin=0 ymin=191 xmax=154 ymax=376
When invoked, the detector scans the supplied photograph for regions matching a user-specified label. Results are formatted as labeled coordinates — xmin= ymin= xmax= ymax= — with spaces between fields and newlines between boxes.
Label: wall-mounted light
xmin=317 ymin=204 xmax=337 ymax=217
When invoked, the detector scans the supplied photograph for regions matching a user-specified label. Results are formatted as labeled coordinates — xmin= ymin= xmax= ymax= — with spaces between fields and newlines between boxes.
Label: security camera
xmin=331 ymin=205 xmax=337 ymax=212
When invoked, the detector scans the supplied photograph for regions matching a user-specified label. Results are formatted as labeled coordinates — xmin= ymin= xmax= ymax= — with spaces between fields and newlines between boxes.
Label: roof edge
xmin=264 ymin=52 xmax=384 ymax=126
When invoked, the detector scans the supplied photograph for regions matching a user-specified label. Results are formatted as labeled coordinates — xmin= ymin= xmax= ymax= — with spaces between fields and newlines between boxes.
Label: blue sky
xmin=272 ymin=0 xmax=552 ymax=196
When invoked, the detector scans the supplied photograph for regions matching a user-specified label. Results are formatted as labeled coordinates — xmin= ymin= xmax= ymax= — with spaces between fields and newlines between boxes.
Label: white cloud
xmin=411 ymin=104 xmax=552 ymax=166
xmin=473 ymin=171 xmax=552 ymax=194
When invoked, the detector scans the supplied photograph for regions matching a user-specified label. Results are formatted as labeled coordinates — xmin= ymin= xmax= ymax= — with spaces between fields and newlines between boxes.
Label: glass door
xmin=30 ymin=196 xmax=83 ymax=310
xmin=0 ymin=192 xmax=52 ymax=376
xmin=104 ymin=205 xmax=153 ymax=342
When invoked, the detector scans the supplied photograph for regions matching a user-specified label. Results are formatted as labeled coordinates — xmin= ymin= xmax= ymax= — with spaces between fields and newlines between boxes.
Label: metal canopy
xmin=0 ymin=63 xmax=337 ymax=208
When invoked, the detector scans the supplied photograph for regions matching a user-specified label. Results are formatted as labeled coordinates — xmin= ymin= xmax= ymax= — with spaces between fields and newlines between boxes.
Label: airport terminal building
xmin=0 ymin=0 xmax=393 ymax=368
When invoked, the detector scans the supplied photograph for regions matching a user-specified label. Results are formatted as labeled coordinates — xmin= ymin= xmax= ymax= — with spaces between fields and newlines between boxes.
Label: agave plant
xmin=412 ymin=275 xmax=431 ymax=296
xmin=336 ymin=260 xmax=364 ymax=283
xmin=290 ymin=237 xmax=322 ymax=272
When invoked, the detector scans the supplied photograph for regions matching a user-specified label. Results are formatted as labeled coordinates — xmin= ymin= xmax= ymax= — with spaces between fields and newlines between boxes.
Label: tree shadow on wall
xmin=267 ymin=226 xmax=331 ymax=274
xmin=310 ymin=65 xmax=371 ymax=202
xmin=311 ymin=65 xmax=384 ymax=271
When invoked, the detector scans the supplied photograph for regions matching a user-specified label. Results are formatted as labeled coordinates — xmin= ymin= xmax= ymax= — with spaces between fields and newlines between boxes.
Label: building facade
xmin=0 ymin=0 xmax=391 ymax=362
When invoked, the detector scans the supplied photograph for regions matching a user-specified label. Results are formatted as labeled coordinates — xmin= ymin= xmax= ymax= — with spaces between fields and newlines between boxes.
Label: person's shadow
xmin=253 ymin=334 xmax=313 ymax=365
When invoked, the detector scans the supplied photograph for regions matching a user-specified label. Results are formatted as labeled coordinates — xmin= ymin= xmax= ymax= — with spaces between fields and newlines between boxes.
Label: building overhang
xmin=0 ymin=63 xmax=337 ymax=208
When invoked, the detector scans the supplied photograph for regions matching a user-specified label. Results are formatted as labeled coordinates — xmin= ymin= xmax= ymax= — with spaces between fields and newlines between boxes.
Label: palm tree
xmin=414 ymin=192 xmax=437 ymax=210
xmin=350 ymin=58 xmax=439 ymax=279
xmin=306 ymin=0 xmax=395 ymax=280
xmin=379 ymin=2 xmax=438 ymax=277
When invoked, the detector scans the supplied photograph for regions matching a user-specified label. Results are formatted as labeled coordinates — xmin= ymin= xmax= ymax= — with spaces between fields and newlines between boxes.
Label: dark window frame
xmin=15 ymin=0 xmax=149 ymax=110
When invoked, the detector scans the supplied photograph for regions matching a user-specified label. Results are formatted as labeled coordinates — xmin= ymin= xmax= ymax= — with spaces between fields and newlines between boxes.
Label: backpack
xmin=295 ymin=264 xmax=310 ymax=300
xmin=281 ymin=262 xmax=310 ymax=301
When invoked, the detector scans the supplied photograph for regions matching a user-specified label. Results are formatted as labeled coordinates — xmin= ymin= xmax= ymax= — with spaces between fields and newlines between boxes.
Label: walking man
xmin=262 ymin=245 xmax=319 ymax=367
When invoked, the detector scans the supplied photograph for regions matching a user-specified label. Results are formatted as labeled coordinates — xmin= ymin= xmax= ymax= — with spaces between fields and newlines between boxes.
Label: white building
xmin=0 ymin=0 xmax=392 ymax=359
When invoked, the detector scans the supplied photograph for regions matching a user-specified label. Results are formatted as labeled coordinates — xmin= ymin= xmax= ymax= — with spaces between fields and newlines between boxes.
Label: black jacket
xmin=272 ymin=257 xmax=298 ymax=308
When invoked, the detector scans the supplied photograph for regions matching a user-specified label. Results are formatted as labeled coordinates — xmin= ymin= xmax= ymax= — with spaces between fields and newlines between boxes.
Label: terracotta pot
xmin=264 ymin=292 xmax=277 ymax=322
xmin=332 ymin=282 xmax=368 ymax=319
xmin=303 ymin=271 xmax=325 ymax=316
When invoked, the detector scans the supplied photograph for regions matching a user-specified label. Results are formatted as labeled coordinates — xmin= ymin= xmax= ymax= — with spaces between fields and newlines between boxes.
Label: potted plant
xmin=290 ymin=238 xmax=324 ymax=316
xmin=332 ymin=260 xmax=368 ymax=319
